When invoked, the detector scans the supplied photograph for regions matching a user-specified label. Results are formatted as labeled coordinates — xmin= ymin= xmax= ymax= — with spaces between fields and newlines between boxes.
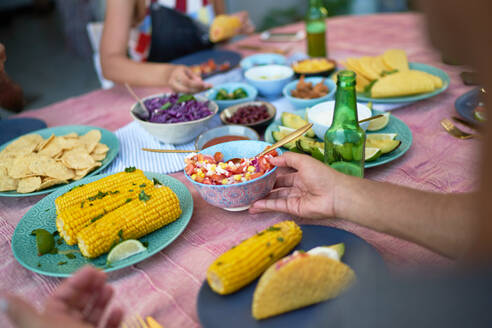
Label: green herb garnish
xmin=217 ymin=261 xmax=223 ymax=266
xmin=125 ymin=198 xmax=132 ymax=203
xmin=142 ymin=241 xmax=149 ymax=248
xmin=160 ymin=103 xmax=172 ymax=111
xmin=69 ymin=184 xmax=85 ymax=191
xmin=139 ymin=183 xmax=146 ymax=188
xmin=118 ymin=229 xmax=124 ymax=240
xmin=266 ymin=226 xmax=281 ymax=232
xmin=88 ymin=191 xmax=108 ymax=201
xmin=277 ymin=237 xmax=284 ymax=242
xmin=65 ymin=253 xmax=76 ymax=259
xmin=269 ymin=254 xmax=274 ymax=259
xmin=177 ymin=94 xmax=195 ymax=103
xmin=381 ymin=69 xmax=398 ymax=77
xmin=57 ymin=261 xmax=67 ymax=266
xmin=152 ymin=178 xmax=162 ymax=185
xmin=125 ymin=167 xmax=136 ymax=173
xmin=37 ymin=263 xmax=41 ymax=268
xmin=257 ymin=231 xmax=264 ymax=236
xmin=266 ymin=242 xmax=271 ymax=247
xmin=129 ymin=189 xmax=134 ymax=192
xmin=80 ymin=200 xmax=85 ymax=208
xmin=52 ymin=231 xmax=59 ymax=237
xmin=44 ymin=209 xmax=50 ymax=212
xmin=91 ymin=213 xmax=104 ymax=223
xmin=57 ymin=239 xmax=63 ymax=245
xmin=138 ymin=190 xmax=151 ymax=202
xmin=109 ymin=190 xmax=120 ymax=195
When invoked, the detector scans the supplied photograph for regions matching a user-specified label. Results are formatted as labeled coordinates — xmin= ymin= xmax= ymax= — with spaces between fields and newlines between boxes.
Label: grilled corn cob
xmin=207 ymin=221 xmax=302 ymax=295
xmin=77 ymin=186 xmax=181 ymax=258
xmin=55 ymin=169 xmax=146 ymax=212
xmin=56 ymin=177 xmax=154 ymax=245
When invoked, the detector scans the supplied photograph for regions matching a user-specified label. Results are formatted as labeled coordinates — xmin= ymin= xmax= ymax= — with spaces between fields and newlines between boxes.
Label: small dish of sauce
xmin=203 ymin=135 xmax=250 ymax=149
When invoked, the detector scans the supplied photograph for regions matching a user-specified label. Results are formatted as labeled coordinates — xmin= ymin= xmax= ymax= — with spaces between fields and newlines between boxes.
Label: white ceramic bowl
xmin=130 ymin=94 xmax=219 ymax=144
xmin=244 ymin=65 xmax=294 ymax=98
xmin=307 ymin=101 xmax=373 ymax=140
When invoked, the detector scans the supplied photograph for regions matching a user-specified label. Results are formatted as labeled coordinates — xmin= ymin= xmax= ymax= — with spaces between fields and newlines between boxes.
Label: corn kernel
xmin=219 ymin=162 xmax=228 ymax=169
xmin=210 ymin=164 xmax=216 ymax=171
xmin=247 ymin=166 xmax=256 ymax=173
xmin=198 ymin=171 xmax=205 ymax=178
xmin=191 ymin=174 xmax=197 ymax=180
xmin=245 ymin=172 xmax=251 ymax=179
xmin=222 ymin=179 xmax=229 ymax=185
xmin=234 ymin=174 xmax=242 ymax=181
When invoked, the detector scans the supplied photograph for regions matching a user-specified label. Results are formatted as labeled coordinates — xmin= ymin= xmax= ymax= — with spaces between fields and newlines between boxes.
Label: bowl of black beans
xmin=220 ymin=101 xmax=277 ymax=132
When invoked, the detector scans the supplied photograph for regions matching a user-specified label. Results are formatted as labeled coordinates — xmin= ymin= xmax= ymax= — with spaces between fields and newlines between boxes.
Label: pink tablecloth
xmin=0 ymin=13 xmax=479 ymax=328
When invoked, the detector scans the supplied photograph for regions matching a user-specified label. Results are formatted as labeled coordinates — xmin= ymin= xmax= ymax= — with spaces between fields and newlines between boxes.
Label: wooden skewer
xmin=125 ymin=83 xmax=147 ymax=111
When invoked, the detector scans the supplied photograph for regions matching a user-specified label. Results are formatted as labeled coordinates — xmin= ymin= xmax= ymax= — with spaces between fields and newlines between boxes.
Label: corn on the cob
xmin=207 ymin=221 xmax=302 ymax=295
xmin=56 ymin=176 xmax=154 ymax=245
xmin=77 ymin=186 xmax=181 ymax=258
xmin=55 ymin=169 xmax=146 ymax=212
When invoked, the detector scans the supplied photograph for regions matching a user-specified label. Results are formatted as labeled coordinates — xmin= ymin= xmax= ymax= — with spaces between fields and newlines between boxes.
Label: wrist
xmin=331 ymin=172 xmax=355 ymax=219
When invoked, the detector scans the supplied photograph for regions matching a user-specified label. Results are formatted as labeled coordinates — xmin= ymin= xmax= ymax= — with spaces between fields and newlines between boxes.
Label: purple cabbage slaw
xmin=141 ymin=93 xmax=213 ymax=123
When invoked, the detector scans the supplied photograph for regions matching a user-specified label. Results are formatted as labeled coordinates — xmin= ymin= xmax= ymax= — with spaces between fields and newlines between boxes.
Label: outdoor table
xmin=0 ymin=13 xmax=478 ymax=328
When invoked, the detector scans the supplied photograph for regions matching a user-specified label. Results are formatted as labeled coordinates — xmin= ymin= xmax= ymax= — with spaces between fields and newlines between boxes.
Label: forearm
xmin=334 ymin=175 xmax=478 ymax=258
xmin=101 ymin=54 xmax=174 ymax=87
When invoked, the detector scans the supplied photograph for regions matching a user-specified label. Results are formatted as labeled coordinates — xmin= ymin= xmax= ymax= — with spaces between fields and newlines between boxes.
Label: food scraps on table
xmin=142 ymin=93 xmax=213 ymax=124
xmin=225 ymin=104 xmax=270 ymax=124
xmin=341 ymin=49 xmax=444 ymax=97
xmin=292 ymin=58 xmax=335 ymax=74
xmin=190 ymin=59 xmax=231 ymax=77
xmin=206 ymin=220 xmax=302 ymax=295
xmin=252 ymin=243 xmax=355 ymax=319
xmin=0 ymin=130 xmax=109 ymax=193
xmin=215 ymin=87 xmax=248 ymax=100
xmin=53 ymin=169 xmax=181 ymax=258
xmin=184 ymin=150 xmax=278 ymax=185
xmin=291 ymin=75 xmax=330 ymax=99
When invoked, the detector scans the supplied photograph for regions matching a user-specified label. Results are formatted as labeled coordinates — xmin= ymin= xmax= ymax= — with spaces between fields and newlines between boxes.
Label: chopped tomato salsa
xmin=184 ymin=150 xmax=279 ymax=185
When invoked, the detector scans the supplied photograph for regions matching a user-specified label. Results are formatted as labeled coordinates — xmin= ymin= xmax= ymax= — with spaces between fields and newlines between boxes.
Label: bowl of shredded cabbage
xmin=130 ymin=93 xmax=219 ymax=144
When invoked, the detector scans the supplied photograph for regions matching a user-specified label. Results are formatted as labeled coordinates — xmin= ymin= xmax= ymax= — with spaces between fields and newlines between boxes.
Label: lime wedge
xmin=311 ymin=147 xmax=325 ymax=161
xmin=107 ymin=239 xmax=147 ymax=264
xmin=327 ymin=243 xmax=345 ymax=259
xmin=365 ymin=147 xmax=382 ymax=161
xmin=366 ymin=139 xmax=401 ymax=154
xmin=367 ymin=113 xmax=390 ymax=131
xmin=367 ymin=133 xmax=397 ymax=141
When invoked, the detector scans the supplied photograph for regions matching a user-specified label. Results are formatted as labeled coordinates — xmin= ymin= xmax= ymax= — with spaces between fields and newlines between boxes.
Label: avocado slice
xmin=281 ymin=112 xmax=316 ymax=138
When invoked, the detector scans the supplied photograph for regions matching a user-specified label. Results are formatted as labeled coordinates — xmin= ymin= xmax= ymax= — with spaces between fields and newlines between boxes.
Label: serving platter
xmin=0 ymin=125 xmax=120 ymax=197
xmin=11 ymin=172 xmax=193 ymax=277
xmin=264 ymin=109 xmax=412 ymax=168
xmin=197 ymin=224 xmax=384 ymax=328
xmin=172 ymin=49 xmax=242 ymax=78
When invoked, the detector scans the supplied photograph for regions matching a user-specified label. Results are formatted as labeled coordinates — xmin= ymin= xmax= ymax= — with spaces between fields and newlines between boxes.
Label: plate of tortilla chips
xmin=338 ymin=49 xmax=450 ymax=103
xmin=0 ymin=125 xmax=119 ymax=197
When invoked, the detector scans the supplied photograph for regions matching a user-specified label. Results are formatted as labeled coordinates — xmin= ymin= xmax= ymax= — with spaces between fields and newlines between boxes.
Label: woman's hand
xmin=167 ymin=65 xmax=212 ymax=93
xmin=249 ymin=152 xmax=343 ymax=219
xmin=231 ymin=11 xmax=255 ymax=34
xmin=2 ymin=266 xmax=123 ymax=328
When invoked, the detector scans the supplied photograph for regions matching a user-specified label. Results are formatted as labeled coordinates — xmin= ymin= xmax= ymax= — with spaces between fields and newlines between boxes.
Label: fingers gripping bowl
xmin=130 ymin=93 xmax=219 ymax=144
xmin=184 ymin=140 xmax=281 ymax=211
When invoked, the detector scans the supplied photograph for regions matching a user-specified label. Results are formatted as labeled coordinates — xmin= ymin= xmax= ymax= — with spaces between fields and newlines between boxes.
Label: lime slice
xmin=327 ymin=243 xmax=345 ymax=259
xmin=311 ymin=147 xmax=325 ymax=161
xmin=367 ymin=113 xmax=390 ymax=131
xmin=107 ymin=239 xmax=147 ymax=264
xmin=365 ymin=147 xmax=382 ymax=161
xmin=366 ymin=139 xmax=401 ymax=154
xmin=366 ymin=133 xmax=397 ymax=141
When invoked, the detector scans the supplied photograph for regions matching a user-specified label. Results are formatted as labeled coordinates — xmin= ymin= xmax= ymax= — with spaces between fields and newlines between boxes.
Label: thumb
xmin=1 ymin=294 xmax=42 ymax=328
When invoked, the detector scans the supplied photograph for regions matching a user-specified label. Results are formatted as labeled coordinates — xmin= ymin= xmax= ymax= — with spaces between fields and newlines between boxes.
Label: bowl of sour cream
xmin=244 ymin=64 xmax=294 ymax=98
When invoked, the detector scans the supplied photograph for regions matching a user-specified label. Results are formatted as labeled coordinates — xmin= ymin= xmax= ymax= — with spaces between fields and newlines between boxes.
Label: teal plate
xmin=356 ymin=62 xmax=450 ymax=104
xmin=0 ymin=125 xmax=120 ymax=197
xmin=264 ymin=109 xmax=412 ymax=168
xmin=11 ymin=172 xmax=193 ymax=277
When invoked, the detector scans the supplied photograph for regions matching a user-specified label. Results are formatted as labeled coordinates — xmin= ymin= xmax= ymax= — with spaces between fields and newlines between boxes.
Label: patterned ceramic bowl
xmin=184 ymin=140 xmax=281 ymax=211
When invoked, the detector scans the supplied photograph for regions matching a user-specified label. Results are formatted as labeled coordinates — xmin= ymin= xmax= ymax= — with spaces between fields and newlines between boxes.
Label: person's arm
xmin=250 ymin=152 xmax=478 ymax=259
xmin=0 ymin=43 xmax=24 ymax=112
xmin=211 ymin=0 xmax=226 ymax=15
xmin=100 ymin=0 xmax=210 ymax=92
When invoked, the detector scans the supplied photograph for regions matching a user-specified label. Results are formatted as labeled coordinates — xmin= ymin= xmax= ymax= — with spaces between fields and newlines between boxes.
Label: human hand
xmin=231 ymin=11 xmax=255 ymax=35
xmin=249 ymin=152 xmax=343 ymax=219
xmin=1 ymin=266 xmax=123 ymax=328
xmin=168 ymin=65 xmax=212 ymax=93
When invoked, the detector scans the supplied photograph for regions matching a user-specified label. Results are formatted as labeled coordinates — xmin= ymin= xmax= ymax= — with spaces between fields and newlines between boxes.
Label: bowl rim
xmin=292 ymin=58 xmax=337 ymax=74
xmin=183 ymin=140 xmax=281 ymax=188
xmin=244 ymin=64 xmax=294 ymax=81
xmin=205 ymin=82 xmax=258 ymax=103
xmin=282 ymin=77 xmax=336 ymax=101
xmin=307 ymin=100 xmax=373 ymax=127
xmin=194 ymin=124 xmax=260 ymax=150
xmin=130 ymin=93 xmax=219 ymax=126
xmin=219 ymin=101 xmax=277 ymax=127
xmin=240 ymin=53 xmax=287 ymax=68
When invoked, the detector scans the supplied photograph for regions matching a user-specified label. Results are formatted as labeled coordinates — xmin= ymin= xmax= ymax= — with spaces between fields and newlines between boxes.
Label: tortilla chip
xmin=17 ymin=176 xmax=42 ymax=193
xmin=73 ymin=162 xmax=102 ymax=180
xmin=0 ymin=175 xmax=17 ymax=191
xmin=36 ymin=134 xmax=55 ymax=152
xmin=61 ymin=148 xmax=96 ymax=170
xmin=91 ymin=154 xmax=106 ymax=161
xmin=371 ymin=70 xmax=435 ymax=98
xmin=38 ymin=137 xmax=65 ymax=158
xmin=382 ymin=49 xmax=409 ymax=72
xmin=92 ymin=143 xmax=109 ymax=155
xmin=371 ymin=56 xmax=388 ymax=76
xmin=29 ymin=155 xmax=75 ymax=180
xmin=79 ymin=130 xmax=101 ymax=153
xmin=9 ymin=155 xmax=37 ymax=179
xmin=358 ymin=56 xmax=380 ymax=81
xmin=2 ymin=134 xmax=43 ymax=155
xmin=39 ymin=177 xmax=68 ymax=190
xmin=63 ymin=132 xmax=79 ymax=139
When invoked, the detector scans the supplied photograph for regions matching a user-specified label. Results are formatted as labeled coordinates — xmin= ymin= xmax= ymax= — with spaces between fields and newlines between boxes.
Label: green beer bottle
xmin=306 ymin=0 xmax=327 ymax=58
xmin=324 ymin=70 xmax=365 ymax=177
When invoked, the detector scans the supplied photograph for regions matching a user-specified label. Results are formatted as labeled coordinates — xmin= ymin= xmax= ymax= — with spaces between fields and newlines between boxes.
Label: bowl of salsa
xmin=195 ymin=125 xmax=260 ymax=150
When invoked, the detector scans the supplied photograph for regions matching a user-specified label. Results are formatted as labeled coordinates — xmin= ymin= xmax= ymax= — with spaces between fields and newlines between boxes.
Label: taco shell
xmin=252 ymin=253 xmax=356 ymax=320
xmin=371 ymin=70 xmax=436 ymax=98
